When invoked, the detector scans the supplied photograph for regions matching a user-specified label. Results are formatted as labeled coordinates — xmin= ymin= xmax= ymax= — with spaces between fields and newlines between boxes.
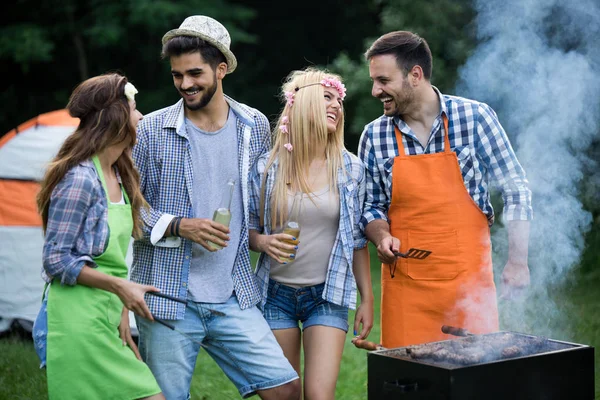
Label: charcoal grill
xmin=368 ymin=331 xmax=594 ymax=399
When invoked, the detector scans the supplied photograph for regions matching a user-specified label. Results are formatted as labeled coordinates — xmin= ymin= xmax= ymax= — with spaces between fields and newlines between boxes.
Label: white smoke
xmin=456 ymin=0 xmax=600 ymax=338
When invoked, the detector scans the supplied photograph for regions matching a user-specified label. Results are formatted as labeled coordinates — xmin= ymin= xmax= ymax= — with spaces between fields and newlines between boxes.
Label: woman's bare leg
xmin=272 ymin=328 xmax=302 ymax=377
xmin=302 ymin=326 xmax=345 ymax=400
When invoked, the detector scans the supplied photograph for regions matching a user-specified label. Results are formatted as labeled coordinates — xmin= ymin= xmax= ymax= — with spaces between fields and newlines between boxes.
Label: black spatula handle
xmin=148 ymin=291 xmax=188 ymax=305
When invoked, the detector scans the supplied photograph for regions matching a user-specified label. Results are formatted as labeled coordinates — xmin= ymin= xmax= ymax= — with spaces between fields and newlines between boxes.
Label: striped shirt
xmin=41 ymin=160 xmax=116 ymax=285
xmin=358 ymin=87 xmax=533 ymax=230
xmin=131 ymin=96 xmax=271 ymax=320
xmin=249 ymin=150 xmax=368 ymax=310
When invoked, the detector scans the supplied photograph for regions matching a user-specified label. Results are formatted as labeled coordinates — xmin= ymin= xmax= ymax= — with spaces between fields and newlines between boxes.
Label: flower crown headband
xmin=280 ymin=77 xmax=346 ymax=152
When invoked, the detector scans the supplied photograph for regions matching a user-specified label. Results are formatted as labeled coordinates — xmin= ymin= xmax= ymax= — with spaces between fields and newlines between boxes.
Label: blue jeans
xmin=136 ymin=295 xmax=298 ymax=399
xmin=32 ymin=299 xmax=48 ymax=368
xmin=263 ymin=280 xmax=349 ymax=332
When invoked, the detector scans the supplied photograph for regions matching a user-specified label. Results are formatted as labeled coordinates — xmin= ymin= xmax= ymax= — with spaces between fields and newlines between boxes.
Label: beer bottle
xmin=280 ymin=191 xmax=302 ymax=263
xmin=208 ymin=179 xmax=235 ymax=250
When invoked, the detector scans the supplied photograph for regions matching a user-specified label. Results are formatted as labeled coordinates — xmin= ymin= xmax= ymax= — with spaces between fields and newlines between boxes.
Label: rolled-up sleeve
xmin=43 ymin=171 xmax=96 ymax=285
xmin=477 ymin=103 xmax=533 ymax=221
xmin=358 ymin=126 xmax=389 ymax=231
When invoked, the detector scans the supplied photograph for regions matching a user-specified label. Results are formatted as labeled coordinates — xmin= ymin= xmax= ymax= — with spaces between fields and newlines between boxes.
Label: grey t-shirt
xmin=185 ymin=109 xmax=242 ymax=303
xmin=270 ymin=186 xmax=340 ymax=287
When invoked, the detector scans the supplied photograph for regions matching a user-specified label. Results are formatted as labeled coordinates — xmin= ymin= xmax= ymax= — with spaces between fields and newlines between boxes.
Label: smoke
xmin=455 ymin=0 xmax=600 ymax=339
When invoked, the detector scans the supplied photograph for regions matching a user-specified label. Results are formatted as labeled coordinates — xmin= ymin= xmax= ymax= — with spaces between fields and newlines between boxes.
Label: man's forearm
xmin=507 ymin=220 xmax=530 ymax=264
xmin=364 ymin=219 xmax=392 ymax=247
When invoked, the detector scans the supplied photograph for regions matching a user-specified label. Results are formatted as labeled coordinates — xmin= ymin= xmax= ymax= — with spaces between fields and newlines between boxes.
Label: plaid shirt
xmin=131 ymin=96 xmax=271 ymax=319
xmin=358 ymin=88 xmax=533 ymax=230
xmin=42 ymin=160 xmax=114 ymax=285
xmin=249 ymin=150 xmax=368 ymax=310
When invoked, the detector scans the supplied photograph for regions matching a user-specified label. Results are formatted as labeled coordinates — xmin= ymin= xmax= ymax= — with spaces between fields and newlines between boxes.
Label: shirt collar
xmin=166 ymin=95 xmax=256 ymax=138
xmin=432 ymin=86 xmax=448 ymax=119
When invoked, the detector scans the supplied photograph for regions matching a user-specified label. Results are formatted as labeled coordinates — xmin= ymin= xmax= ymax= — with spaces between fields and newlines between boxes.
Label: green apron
xmin=46 ymin=156 xmax=161 ymax=399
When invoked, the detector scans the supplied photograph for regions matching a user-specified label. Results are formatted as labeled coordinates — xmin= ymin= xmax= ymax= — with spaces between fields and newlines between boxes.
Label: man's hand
xmin=178 ymin=218 xmax=230 ymax=251
xmin=375 ymin=236 xmax=401 ymax=265
xmin=500 ymin=260 xmax=530 ymax=300
xmin=364 ymin=219 xmax=400 ymax=264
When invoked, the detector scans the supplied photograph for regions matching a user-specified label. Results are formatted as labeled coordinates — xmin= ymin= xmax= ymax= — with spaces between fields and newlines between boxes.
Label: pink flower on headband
xmin=284 ymin=91 xmax=295 ymax=106
xmin=280 ymin=115 xmax=289 ymax=133
xmin=320 ymin=78 xmax=347 ymax=100
xmin=283 ymin=143 xmax=293 ymax=152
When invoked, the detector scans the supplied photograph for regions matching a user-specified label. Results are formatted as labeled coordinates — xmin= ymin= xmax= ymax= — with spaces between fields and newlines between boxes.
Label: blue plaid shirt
xmin=131 ymin=96 xmax=271 ymax=319
xmin=41 ymin=160 xmax=112 ymax=285
xmin=249 ymin=150 xmax=368 ymax=310
xmin=358 ymin=88 xmax=533 ymax=230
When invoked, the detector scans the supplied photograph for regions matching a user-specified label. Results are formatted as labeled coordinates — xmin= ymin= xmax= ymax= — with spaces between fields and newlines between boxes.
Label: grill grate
xmin=381 ymin=331 xmax=575 ymax=367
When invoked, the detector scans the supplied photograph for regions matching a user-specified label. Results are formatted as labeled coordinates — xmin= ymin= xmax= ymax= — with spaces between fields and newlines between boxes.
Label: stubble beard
xmin=183 ymin=74 xmax=218 ymax=111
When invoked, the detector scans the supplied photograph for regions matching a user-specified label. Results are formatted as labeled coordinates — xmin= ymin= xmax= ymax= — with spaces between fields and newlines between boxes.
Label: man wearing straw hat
xmin=131 ymin=15 xmax=301 ymax=400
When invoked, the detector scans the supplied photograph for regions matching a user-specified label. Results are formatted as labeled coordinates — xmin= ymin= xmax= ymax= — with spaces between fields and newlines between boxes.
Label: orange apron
xmin=381 ymin=115 xmax=499 ymax=348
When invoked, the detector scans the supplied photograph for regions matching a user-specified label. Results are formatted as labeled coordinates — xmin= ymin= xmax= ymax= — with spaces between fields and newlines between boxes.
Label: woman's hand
xmin=118 ymin=307 xmax=142 ymax=360
xmin=114 ymin=279 xmax=160 ymax=321
xmin=353 ymin=299 xmax=374 ymax=340
xmin=251 ymin=231 xmax=299 ymax=264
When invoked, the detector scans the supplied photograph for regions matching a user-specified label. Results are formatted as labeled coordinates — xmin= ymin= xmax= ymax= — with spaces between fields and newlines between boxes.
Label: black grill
xmin=367 ymin=331 xmax=594 ymax=399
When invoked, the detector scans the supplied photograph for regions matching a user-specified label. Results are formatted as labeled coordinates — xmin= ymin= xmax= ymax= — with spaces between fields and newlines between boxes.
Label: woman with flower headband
xmin=32 ymin=73 xmax=164 ymax=399
xmin=249 ymin=67 xmax=374 ymax=399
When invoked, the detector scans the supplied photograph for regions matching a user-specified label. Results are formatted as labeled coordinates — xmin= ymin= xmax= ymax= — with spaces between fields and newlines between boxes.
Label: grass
xmin=1 ymin=243 xmax=599 ymax=399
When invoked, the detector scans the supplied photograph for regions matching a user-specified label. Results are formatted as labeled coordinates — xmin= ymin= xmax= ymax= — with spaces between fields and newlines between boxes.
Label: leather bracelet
xmin=169 ymin=217 xmax=176 ymax=237
xmin=175 ymin=217 xmax=182 ymax=237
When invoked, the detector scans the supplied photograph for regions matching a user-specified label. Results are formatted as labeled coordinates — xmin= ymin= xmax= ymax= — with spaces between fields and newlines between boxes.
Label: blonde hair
xmin=261 ymin=67 xmax=347 ymax=229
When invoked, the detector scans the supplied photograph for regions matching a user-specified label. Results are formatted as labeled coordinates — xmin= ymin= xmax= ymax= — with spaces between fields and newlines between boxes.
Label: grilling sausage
xmin=352 ymin=338 xmax=384 ymax=351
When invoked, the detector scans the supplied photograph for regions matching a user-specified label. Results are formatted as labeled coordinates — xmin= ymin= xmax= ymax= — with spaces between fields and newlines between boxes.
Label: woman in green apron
xmin=33 ymin=73 xmax=164 ymax=400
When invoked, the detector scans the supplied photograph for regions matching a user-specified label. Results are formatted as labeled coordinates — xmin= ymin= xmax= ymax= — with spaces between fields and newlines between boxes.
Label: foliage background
xmin=0 ymin=0 xmax=476 ymax=152
xmin=1 ymin=0 xmax=599 ymax=398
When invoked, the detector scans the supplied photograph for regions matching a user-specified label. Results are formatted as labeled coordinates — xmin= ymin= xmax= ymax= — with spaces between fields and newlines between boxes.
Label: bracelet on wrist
xmin=175 ymin=217 xmax=182 ymax=237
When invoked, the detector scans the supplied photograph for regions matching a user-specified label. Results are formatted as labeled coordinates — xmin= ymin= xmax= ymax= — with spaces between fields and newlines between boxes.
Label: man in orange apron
xmin=358 ymin=31 xmax=533 ymax=348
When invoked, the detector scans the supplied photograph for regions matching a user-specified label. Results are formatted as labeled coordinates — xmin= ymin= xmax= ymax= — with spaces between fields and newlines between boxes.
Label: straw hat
xmin=162 ymin=15 xmax=237 ymax=74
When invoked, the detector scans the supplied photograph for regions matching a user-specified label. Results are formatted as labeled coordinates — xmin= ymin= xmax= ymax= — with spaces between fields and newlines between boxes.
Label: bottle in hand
xmin=208 ymin=179 xmax=235 ymax=250
xmin=280 ymin=192 xmax=302 ymax=264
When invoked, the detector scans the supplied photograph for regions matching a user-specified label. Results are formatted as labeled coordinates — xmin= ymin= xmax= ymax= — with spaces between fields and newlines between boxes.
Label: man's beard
xmin=382 ymin=78 xmax=415 ymax=117
xmin=183 ymin=74 xmax=218 ymax=111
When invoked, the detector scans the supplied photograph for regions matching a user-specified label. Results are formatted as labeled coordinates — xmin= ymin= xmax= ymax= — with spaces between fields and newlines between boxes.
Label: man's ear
xmin=217 ymin=62 xmax=228 ymax=79
xmin=409 ymin=65 xmax=424 ymax=86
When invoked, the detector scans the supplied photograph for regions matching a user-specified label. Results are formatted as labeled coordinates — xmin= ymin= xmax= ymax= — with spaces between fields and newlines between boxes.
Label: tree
xmin=331 ymin=0 xmax=477 ymax=151
xmin=0 ymin=0 xmax=257 ymax=133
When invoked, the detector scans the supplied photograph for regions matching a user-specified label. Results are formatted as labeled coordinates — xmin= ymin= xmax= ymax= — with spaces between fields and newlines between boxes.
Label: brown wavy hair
xmin=37 ymin=73 xmax=147 ymax=238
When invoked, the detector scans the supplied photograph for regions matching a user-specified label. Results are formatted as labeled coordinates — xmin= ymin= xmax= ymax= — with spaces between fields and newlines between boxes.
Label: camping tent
xmin=0 ymin=110 xmax=136 ymax=334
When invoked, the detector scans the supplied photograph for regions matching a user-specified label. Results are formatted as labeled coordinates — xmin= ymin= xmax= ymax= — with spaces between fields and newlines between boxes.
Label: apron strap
xmin=92 ymin=155 xmax=129 ymax=204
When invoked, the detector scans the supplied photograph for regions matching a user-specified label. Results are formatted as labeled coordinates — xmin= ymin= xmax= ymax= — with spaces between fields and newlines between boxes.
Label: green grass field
xmin=1 ymin=244 xmax=598 ymax=399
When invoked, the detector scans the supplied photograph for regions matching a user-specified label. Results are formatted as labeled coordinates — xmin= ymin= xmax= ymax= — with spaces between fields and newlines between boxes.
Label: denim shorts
xmin=263 ymin=279 xmax=349 ymax=332
xmin=136 ymin=294 xmax=298 ymax=399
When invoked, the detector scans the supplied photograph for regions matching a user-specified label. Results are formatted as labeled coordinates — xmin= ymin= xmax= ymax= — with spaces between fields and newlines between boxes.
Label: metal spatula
xmin=394 ymin=248 xmax=432 ymax=259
